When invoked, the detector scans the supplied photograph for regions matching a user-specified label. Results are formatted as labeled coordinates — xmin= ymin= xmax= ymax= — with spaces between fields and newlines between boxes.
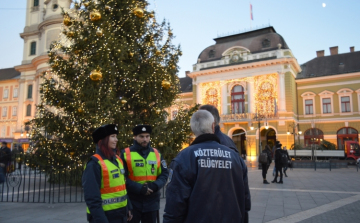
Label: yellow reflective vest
xmin=124 ymin=147 xmax=161 ymax=184
xmin=86 ymin=154 xmax=127 ymax=213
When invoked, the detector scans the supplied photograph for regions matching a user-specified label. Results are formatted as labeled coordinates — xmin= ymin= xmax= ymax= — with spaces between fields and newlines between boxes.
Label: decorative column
xmin=196 ymin=82 xmax=201 ymax=104
xmin=247 ymin=78 xmax=255 ymax=114
xmin=221 ymin=84 xmax=227 ymax=115
xmin=278 ymin=72 xmax=286 ymax=111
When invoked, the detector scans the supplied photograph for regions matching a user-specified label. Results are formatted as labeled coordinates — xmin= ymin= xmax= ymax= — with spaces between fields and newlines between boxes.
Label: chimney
xmin=350 ymin=46 xmax=355 ymax=52
xmin=330 ymin=46 xmax=338 ymax=55
xmin=316 ymin=50 xmax=324 ymax=57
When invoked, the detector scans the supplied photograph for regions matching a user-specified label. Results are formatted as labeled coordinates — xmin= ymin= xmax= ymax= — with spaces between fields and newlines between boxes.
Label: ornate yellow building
xmin=178 ymin=27 xmax=360 ymax=161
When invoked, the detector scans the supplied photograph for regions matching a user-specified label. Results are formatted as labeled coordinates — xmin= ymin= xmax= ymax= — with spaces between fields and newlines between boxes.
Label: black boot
xmin=271 ymin=179 xmax=277 ymax=183
xmin=263 ymin=180 xmax=270 ymax=184
xmin=284 ymin=171 xmax=288 ymax=177
xmin=277 ymin=181 xmax=283 ymax=184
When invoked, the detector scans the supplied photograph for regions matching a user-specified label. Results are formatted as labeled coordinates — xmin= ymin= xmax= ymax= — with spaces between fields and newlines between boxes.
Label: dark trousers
xmin=261 ymin=163 xmax=269 ymax=179
xmin=273 ymin=165 xmax=283 ymax=182
xmin=130 ymin=209 xmax=157 ymax=223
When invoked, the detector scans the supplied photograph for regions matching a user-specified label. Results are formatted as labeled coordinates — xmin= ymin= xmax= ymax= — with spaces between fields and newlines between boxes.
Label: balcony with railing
xmin=220 ymin=112 xmax=279 ymax=123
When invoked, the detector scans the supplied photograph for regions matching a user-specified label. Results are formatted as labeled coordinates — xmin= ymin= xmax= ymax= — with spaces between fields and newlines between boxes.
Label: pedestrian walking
xmin=163 ymin=110 xmax=246 ymax=223
xmin=0 ymin=142 xmax=11 ymax=177
xmin=199 ymin=104 xmax=251 ymax=222
xmin=272 ymin=143 xmax=284 ymax=184
xmin=282 ymin=147 xmax=291 ymax=177
xmin=82 ymin=124 xmax=132 ymax=223
xmin=121 ymin=124 xmax=169 ymax=223
xmin=261 ymin=145 xmax=272 ymax=184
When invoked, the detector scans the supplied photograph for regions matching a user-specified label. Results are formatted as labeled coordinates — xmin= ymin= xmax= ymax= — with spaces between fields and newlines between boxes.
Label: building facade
xmin=0 ymin=0 xmax=71 ymax=151
xmin=179 ymin=27 xmax=360 ymax=161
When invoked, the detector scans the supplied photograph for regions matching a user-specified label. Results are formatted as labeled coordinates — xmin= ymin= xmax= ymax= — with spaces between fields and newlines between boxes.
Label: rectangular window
xmin=341 ymin=96 xmax=351 ymax=112
xmin=3 ymin=89 xmax=8 ymax=99
xmin=12 ymin=106 xmax=17 ymax=116
xmin=34 ymin=0 xmax=39 ymax=7
xmin=27 ymin=85 xmax=33 ymax=99
xmin=30 ymin=42 xmax=36 ymax=55
xmin=305 ymin=99 xmax=313 ymax=115
xmin=2 ymin=107 xmax=7 ymax=117
xmin=322 ymin=98 xmax=331 ymax=113
xmin=13 ymin=88 xmax=18 ymax=98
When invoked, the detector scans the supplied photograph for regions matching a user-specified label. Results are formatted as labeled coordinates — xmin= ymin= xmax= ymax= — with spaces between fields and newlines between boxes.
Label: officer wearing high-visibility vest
xmin=120 ymin=124 xmax=169 ymax=223
xmin=82 ymin=124 xmax=133 ymax=223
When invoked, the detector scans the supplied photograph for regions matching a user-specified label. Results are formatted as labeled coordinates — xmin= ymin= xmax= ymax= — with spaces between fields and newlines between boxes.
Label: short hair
xmin=190 ymin=110 xmax=214 ymax=137
xmin=199 ymin=104 xmax=220 ymax=125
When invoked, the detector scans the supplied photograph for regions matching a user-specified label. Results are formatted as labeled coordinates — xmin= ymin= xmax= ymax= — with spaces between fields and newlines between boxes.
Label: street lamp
xmin=288 ymin=122 xmax=302 ymax=159
xmin=252 ymin=113 xmax=265 ymax=169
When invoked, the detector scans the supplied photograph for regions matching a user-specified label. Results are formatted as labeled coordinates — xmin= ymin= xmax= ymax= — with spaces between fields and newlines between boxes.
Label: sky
xmin=1 ymin=0 xmax=360 ymax=77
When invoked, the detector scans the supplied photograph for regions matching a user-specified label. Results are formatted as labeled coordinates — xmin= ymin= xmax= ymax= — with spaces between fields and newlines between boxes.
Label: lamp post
xmin=287 ymin=122 xmax=302 ymax=160
xmin=252 ymin=113 xmax=265 ymax=169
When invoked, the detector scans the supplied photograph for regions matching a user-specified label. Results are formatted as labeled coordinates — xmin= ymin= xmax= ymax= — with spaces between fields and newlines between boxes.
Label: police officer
xmin=163 ymin=110 xmax=245 ymax=223
xmin=82 ymin=124 xmax=132 ymax=223
xmin=121 ymin=124 xmax=169 ymax=223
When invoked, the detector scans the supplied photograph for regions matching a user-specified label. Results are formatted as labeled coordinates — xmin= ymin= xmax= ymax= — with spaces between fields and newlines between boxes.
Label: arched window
xmin=205 ymin=88 xmax=218 ymax=107
xmin=337 ymin=127 xmax=358 ymax=150
xmin=26 ymin=104 xmax=32 ymax=116
xmin=304 ymin=128 xmax=324 ymax=146
xmin=231 ymin=85 xmax=245 ymax=114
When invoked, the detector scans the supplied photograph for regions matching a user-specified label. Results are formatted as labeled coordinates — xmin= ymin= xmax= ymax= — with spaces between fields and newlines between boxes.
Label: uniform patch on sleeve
xmin=135 ymin=163 xmax=144 ymax=167
xmin=167 ymin=168 xmax=173 ymax=184
xmin=161 ymin=160 xmax=167 ymax=169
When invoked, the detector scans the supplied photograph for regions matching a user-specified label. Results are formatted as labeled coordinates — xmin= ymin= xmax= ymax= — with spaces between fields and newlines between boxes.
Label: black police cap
xmin=132 ymin=124 xmax=152 ymax=136
xmin=92 ymin=124 xmax=119 ymax=143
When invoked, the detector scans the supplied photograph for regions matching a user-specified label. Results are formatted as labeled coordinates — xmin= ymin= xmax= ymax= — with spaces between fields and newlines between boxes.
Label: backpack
xmin=280 ymin=151 xmax=288 ymax=166
xmin=259 ymin=152 xmax=268 ymax=164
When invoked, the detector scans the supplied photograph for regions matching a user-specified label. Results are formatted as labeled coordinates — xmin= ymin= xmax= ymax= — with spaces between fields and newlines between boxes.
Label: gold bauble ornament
xmin=155 ymin=109 xmax=161 ymax=114
xmin=162 ymin=80 xmax=171 ymax=90
xmin=121 ymin=99 xmax=127 ymax=104
xmin=90 ymin=10 xmax=101 ymax=21
xmin=70 ymin=152 xmax=75 ymax=156
xmin=171 ymin=65 xmax=176 ymax=69
xmin=149 ymin=13 xmax=154 ymax=18
xmin=129 ymin=52 xmax=134 ymax=57
xmin=168 ymin=30 xmax=173 ymax=36
xmin=74 ymin=50 xmax=81 ymax=55
xmin=96 ymin=28 xmax=103 ymax=37
xmin=67 ymin=31 xmax=75 ymax=37
xmin=133 ymin=7 xmax=144 ymax=18
xmin=78 ymin=108 xmax=84 ymax=113
xmin=105 ymin=5 xmax=111 ymax=11
xmin=63 ymin=16 xmax=72 ymax=26
xmin=83 ymin=1 xmax=89 ymax=7
xmin=90 ymin=69 xmax=102 ymax=81
xmin=159 ymin=142 xmax=164 ymax=147
xmin=155 ymin=50 xmax=161 ymax=56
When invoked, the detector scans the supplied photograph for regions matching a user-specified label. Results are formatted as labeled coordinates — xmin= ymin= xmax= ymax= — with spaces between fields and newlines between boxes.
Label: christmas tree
xmin=29 ymin=0 xmax=197 ymax=170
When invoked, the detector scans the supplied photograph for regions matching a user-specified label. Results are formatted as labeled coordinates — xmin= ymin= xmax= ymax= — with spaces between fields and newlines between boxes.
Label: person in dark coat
xmin=163 ymin=110 xmax=245 ymax=223
xmin=0 ymin=142 xmax=11 ymax=176
xmin=82 ymin=124 xmax=133 ymax=223
xmin=272 ymin=143 xmax=284 ymax=184
xmin=282 ymin=147 xmax=290 ymax=177
xmin=199 ymin=105 xmax=251 ymax=222
xmin=120 ymin=125 xmax=169 ymax=223
xmin=261 ymin=145 xmax=272 ymax=184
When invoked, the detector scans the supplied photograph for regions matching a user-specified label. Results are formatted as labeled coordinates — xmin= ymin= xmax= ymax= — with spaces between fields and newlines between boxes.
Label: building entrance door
xmin=232 ymin=129 xmax=246 ymax=158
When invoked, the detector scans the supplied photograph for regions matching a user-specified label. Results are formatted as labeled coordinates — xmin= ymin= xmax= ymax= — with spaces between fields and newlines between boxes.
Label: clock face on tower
xmin=230 ymin=53 xmax=242 ymax=63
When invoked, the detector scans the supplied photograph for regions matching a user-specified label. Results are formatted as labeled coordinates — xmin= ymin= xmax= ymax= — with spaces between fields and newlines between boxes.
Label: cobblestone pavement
xmin=1 ymin=162 xmax=359 ymax=223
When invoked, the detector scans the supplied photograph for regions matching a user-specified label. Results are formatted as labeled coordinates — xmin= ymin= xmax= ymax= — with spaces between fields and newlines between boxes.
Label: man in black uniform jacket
xmin=163 ymin=110 xmax=245 ymax=223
